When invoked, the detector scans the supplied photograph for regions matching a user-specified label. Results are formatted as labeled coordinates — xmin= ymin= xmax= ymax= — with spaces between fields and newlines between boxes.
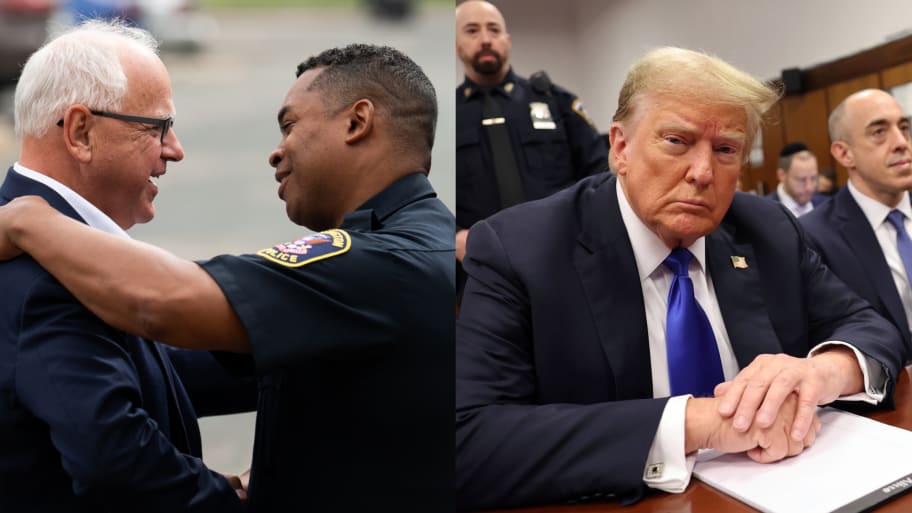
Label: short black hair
xmin=296 ymin=44 xmax=438 ymax=157
xmin=779 ymin=142 xmax=809 ymax=158
xmin=778 ymin=142 xmax=813 ymax=172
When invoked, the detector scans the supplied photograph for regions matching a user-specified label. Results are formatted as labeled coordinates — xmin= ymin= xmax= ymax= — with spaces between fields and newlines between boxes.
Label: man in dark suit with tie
xmin=800 ymin=88 xmax=912 ymax=358
xmin=764 ymin=142 xmax=830 ymax=216
xmin=455 ymin=48 xmax=907 ymax=511
xmin=0 ymin=20 xmax=253 ymax=512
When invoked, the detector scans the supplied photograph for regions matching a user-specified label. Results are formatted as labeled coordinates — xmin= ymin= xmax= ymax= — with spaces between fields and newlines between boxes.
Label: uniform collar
xmin=459 ymin=67 xmax=517 ymax=102
xmin=342 ymin=172 xmax=438 ymax=231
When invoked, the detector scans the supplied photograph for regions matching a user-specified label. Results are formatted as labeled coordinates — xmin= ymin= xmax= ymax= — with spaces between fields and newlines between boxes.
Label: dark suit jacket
xmin=456 ymin=174 xmax=905 ymax=511
xmin=800 ymin=186 xmax=912 ymax=355
xmin=765 ymin=189 xmax=830 ymax=210
xmin=0 ymin=168 xmax=251 ymax=513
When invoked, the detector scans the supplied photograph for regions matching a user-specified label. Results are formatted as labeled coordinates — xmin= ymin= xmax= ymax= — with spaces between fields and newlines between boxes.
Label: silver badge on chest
xmin=529 ymin=102 xmax=556 ymax=130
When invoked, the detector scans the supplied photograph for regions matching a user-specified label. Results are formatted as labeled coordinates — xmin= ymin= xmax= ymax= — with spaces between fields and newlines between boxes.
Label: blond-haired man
xmin=456 ymin=48 xmax=904 ymax=510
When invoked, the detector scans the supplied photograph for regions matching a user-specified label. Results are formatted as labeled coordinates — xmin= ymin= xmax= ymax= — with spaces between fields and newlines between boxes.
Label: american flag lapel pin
xmin=730 ymin=256 xmax=748 ymax=269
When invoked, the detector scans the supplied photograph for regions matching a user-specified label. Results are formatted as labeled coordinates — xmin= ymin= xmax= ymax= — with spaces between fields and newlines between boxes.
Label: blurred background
xmin=452 ymin=0 xmax=912 ymax=194
xmin=0 ymin=0 xmax=453 ymax=475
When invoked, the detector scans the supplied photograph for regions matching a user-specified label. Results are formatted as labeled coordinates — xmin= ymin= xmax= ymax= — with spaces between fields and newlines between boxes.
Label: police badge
xmin=529 ymin=102 xmax=556 ymax=130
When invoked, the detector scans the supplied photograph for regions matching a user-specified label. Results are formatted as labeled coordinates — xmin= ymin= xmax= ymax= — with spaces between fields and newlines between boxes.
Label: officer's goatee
xmin=471 ymin=50 xmax=503 ymax=76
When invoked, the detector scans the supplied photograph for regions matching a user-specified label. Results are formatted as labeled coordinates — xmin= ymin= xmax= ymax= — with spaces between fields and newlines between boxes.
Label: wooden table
xmin=483 ymin=367 xmax=912 ymax=513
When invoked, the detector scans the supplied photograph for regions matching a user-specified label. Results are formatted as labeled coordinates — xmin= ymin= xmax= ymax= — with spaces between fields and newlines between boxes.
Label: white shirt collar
xmin=616 ymin=180 xmax=707 ymax=282
xmin=847 ymin=179 xmax=912 ymax=230
xmin=777 ymin=183 xmax=812 ymax=217
xmin=12 ymin=162 xmax=130 ymax=239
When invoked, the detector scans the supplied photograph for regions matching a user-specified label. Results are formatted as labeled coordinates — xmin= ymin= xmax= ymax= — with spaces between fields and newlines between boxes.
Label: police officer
xmin=455 ymin=0 xmax=608 ymax=299
xmin=0 ymin=44 xmax=454 ymax=513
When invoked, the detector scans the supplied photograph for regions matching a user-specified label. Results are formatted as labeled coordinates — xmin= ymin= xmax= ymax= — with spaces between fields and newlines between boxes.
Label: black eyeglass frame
xmin=56 ymin=110 xmax=174 ymax=143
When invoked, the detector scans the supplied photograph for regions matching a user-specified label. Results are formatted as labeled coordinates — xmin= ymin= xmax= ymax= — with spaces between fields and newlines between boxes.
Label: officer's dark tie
xmin=481 ymin=88 xmax=525 ymax=208
xmin=663 ymin=248 xmax=724 ymax=397
xmin=886 ymin=210 xmax=912 ymax=284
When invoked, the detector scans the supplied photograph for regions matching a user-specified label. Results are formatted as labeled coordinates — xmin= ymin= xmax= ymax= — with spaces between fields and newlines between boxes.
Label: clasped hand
xmin=690 ymin=351 xmax=859 ymax=462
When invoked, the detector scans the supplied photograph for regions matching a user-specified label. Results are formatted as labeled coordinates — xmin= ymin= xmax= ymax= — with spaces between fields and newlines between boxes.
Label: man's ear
xmin=61 ymin=105 xmax=95 ymax=163
xmin=776 ymin=167 xmax=787 ymax=183
xmin=344 ymin=98 xmax=374 ymax=145
xmin=609 ymin=122 xmax=628 ymax=176
xmin=831 ymin=140 xmax=853 ymax=169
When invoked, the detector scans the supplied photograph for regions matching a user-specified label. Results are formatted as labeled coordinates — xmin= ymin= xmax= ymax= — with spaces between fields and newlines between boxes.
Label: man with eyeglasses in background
xmin=0 ymin=20 xmax=255 ymax=512
xmin=765 ymin=142 xmax=829 ymax=217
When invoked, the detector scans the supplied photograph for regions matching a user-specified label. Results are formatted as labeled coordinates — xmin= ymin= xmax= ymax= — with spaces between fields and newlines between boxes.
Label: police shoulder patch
xmin=256 ymin=229 xmax=351 ymax=268
xmin=571 ymin=98 xmax=598 ymax=130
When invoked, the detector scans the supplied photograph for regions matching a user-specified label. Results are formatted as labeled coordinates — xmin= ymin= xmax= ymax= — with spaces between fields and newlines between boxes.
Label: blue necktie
xmin=886 ymin=210 xmax=912 ymax=285
xmin=663 ymin=248 xmax=724 ymax=397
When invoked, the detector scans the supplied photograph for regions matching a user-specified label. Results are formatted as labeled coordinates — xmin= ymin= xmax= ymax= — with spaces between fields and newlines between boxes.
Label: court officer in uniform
xmin=0 ymin=44 xmax=454 ymax=513
xmin=455 ymin=0 xmax=608 ymax=300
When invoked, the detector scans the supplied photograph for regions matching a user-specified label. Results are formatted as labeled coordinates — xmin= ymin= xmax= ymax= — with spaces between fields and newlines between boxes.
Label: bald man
xmin=801 ymin=88 xmax=912 ymax=358
xmin=455 ymin=0 xmax=608 ymax=300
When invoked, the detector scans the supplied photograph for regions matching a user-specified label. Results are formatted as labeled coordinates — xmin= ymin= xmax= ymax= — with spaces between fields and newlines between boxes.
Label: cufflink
xmin=645 ymin=462 xmax=664 ymax=479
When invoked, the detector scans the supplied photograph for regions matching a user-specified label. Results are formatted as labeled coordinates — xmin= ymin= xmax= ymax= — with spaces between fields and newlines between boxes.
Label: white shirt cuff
xmin=643 ymin=395 xmax=695 ymax=493
xmin=808 ymin=341 xmax=886 ymax=404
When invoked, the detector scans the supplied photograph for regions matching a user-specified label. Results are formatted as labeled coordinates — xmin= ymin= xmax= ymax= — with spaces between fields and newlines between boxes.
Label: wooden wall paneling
xmin=825 ymin=73 xmax=882 ymax=185
xmin=883 ymin=61 xmax=912 ymax=89
xmin=801 ymin=35 xmax=912 ymax=92
xmin=779 ymin=89 xmax=831 ymax=186
xmin=752 ymin=36 xmax=912 ymax=195
xmin=826 ymin=73 xmax=882 ymax=111
xmin=754 ymin=101 xmax=785 ymax=194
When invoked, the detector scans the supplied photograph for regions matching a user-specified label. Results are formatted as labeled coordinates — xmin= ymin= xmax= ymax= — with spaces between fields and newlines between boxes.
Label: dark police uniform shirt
xmin=200 ymin=172 xmax=455 ymax=513
xmin=456 ymin=67 xmax=608 ymax=230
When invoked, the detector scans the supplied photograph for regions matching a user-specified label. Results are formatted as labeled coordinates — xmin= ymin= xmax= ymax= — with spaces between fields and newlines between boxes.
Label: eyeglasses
xmin=56 ymin=110 xmax=174 ymax=143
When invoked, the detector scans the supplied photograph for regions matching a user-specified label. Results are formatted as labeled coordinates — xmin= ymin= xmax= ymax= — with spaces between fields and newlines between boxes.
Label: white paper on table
xmin=693 ymin=407 xmax=912 ymax=513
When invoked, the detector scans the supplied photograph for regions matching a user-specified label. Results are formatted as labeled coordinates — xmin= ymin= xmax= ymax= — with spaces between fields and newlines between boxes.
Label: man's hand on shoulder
xmin=0 ymin=195 xmax=51 ymax=261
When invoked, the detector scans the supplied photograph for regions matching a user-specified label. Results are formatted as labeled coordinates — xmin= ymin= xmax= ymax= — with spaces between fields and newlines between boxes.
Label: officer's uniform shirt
xmin=200 ymin=173 xmax=455 ymax=513
xmin=456 ymin=67 xmax=608 ymax=231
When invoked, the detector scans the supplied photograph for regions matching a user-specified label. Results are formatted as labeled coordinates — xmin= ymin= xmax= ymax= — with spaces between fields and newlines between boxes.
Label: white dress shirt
xmin=847 ymin=180 xmax=912 ymax=335
xmin=615 ymin=184 xmax=884 ymax=493
xmin=13 ymin=162 xmax=130 ymax=238
xmin=777 ymin=183 xmax=814 ymax=217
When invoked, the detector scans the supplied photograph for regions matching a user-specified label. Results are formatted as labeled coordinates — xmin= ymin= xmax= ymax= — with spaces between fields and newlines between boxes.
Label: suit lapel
xmin=707 ymin=220 xmax=782 ymax=366
xmin=2 ymin=168 xmax=202 ymax=454
xmin=835 ymin=190 xmax=909 ymax=340
xmin=574 ymin=177 xmax=653 ymax=399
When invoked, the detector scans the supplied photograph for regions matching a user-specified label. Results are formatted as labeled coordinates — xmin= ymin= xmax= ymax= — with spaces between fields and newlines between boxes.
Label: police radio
xmin=529 ymin=71 xmax=554 ymax=96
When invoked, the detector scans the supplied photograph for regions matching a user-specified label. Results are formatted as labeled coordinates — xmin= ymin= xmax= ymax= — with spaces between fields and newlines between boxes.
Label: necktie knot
xmin=481 ymin=88 xmax=502 ymax=116
xmin=887 ymin=210 xmax=907 ymax=233
xmin=663 ymin=248 xmax=693 ymax=278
